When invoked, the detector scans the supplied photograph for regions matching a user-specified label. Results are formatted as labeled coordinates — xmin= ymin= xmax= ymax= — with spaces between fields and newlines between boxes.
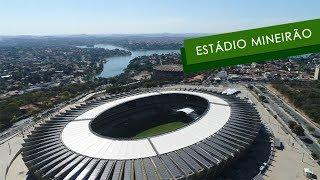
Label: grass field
xmin=133 ymin=121 xmax=186 ymax=139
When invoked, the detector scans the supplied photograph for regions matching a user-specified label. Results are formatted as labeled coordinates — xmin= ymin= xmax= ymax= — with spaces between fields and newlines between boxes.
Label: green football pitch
xmin=133 ymin=121 xmax=186 ymax=139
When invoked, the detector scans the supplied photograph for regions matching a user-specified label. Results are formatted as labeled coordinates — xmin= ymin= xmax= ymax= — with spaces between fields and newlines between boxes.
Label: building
xmin=22 ymin=87 xmax=262 ymax=179
xmin=216 ymin=70 xmax=228 ymax=80
xmin=153 ymin=64 xmax=183 ymax=78
xmin=314 ymin=65 xmax=319 ymax=80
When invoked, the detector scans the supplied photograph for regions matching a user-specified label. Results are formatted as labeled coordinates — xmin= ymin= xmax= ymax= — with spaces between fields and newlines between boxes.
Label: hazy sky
xmin=0 ymin=0 xmax=319 ymax=35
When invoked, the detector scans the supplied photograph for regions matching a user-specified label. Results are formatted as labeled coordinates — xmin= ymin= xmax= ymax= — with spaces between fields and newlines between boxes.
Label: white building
xmin=314 ymin=65 xmax=319 ymax=80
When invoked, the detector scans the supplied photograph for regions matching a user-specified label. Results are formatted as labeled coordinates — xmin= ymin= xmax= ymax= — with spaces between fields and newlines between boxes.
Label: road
xmin=0 ymin=91 xmax=95 ymax=144
xmin=266 ymin=86 xmax=320 ymax=137
xmin=0 ymin=118 xmax=33 ymax=144
xmin=252 ymin=84 xmax=320 ymax=159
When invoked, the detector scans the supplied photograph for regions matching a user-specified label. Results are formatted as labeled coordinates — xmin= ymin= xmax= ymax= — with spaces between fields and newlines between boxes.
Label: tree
xmin=10 ymin=115 xmax=18 ymax=124
xmin=0 ymin=123 xmax=5 ymax=131
xmin=308 ymin=126 xmax=315 ymax=132
xmin=311 ymin=152 xmax=318 ymax=160
xmin=292 ymin=124 xmax=304 ymax=136
xmin=288 ymin=120 xmax=297 ymax=129
xmin=259 ymin=95 xmax=268 ymax=103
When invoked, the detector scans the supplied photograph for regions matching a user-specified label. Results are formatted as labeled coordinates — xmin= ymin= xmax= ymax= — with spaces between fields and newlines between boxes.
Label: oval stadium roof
xmin=22 ymin=87 xmax=261 ymax=179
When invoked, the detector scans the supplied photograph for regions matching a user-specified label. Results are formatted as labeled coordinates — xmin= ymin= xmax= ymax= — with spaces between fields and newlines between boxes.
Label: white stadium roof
xmin=62 ymin=91 xmax=231 ymax=160
xmin=22 ymin=87 xmax=262 ymax=180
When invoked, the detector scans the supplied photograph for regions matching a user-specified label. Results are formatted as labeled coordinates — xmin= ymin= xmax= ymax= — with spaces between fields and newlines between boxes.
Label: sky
xmin=0 ymin=0 xmax=319 ymax=35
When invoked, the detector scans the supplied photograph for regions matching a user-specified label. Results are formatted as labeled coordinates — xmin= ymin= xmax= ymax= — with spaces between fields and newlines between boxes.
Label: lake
xmin=93 ymin=44 xmax=179 ymax=78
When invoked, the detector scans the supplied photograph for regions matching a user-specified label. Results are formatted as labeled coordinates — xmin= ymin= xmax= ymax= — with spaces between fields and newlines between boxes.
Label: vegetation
xmin=105 ymin=77 xmax=181 ymax=94
xmin=292 ymin=124 xmax=304 ymax=136
xmin=288 ymin=120 xmax=297 ymax=129
xmin=0 ymin=82 xmax=97 ymax=131
xmin=258 ymin=86 xmax=266 ymax=92
xmin=259 ymin=95 xmax=268 ymax=103
xmin=133 ymin=121 xmax=185 ymax=139
xmin=288 ymin=120 xmax=304 ymax=136
xmin=0 ymin=46 xmax=130 ymax=92
xmin=272 ymin=80 xmax=320 ymax=125
xmin=311 ymin=152 xmax=318 ymax=160
xmin=308 ymin=126 xmax=315 ymax=132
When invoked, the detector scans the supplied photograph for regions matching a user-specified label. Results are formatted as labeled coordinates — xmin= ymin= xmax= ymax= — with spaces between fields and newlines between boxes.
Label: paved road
xmin=253 ymin=84 xmax=320 ymax=159
xmin=0 ymin=91 xmax=95 ymax=144
xmin=0 ymin=135 xmax=23 ymax=180
xmin=0 ymin=118 xmax=33 ymax=144
xmin=266 ymin=86 xmax=320 ymax=137
xmin=238 ymin=84 xmax=320 ymax=179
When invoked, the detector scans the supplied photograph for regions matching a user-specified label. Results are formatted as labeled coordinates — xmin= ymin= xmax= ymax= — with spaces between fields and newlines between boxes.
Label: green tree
xmin=308 ymin=126 xmax=315 ymax=132
xmin=311 ymin=152 xmax=318 ymax=160
xmin=10 ymin=115 xmax=18 ymax=124
xmin=288 ymin=120 xmax=297 ymax=129
xmin=292 ymin=124 xmax=304 ymax=136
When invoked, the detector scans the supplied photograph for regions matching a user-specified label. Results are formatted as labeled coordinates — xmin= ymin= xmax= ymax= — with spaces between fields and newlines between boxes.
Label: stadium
xmin=21 ymin=87 xmax=262 ymax=179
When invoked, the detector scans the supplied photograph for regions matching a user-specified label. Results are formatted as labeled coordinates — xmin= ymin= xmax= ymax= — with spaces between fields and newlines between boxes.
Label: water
xmin=94 ymin=44 xmax=179 ymax=78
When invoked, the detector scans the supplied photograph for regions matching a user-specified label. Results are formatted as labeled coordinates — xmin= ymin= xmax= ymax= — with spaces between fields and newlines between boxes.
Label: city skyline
xmin=1 ymin=0 xmax=320 ymax=35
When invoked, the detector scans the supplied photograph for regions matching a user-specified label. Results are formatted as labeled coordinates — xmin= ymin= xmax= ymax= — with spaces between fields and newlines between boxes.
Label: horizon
xmin=1 ymin=0 xmax=319 ymax=36
xmin=0 ymin=33 xmax=207 ymax=37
